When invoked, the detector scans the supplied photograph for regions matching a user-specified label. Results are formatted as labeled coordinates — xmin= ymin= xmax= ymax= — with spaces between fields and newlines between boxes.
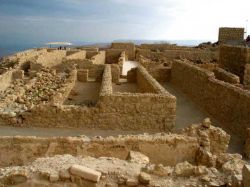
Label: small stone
xmin=70 ymin=165 xmax=101 ymax=183
xmin=202 ymin=118 xmax=211 ymax=128
xmin=243 ymin=165 xmax=250 ymax=187
xmin=126 ymin=178 xmax=138 ymax=186
xmin=59 ymin=169 xmax=70 ymax=180
xmin=50 ymin=173 xmax=59 ymax=182
xmin=127 ymin=151 xmax=150 ymax=164
xmin=138 ymin=172 xmax=151 ymax=185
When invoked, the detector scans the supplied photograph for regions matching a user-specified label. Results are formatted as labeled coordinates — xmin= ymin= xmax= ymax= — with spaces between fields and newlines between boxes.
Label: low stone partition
xmin=171 ymin=60 xmax=250 ymax=137
xmin=244 ymin=64 xmax=250 ymax=89
xmin=0 ymin=70 xmax=13 ymax=91
xmin=0 ymin=134 xmax=198 ymax=168
xmin=149 ymin=67 xmax=171 ymax=82
xmin=20 ymin=65 xmax=176 ymax=131
xmin=50 ymin=69 xmax=77 ymax=105
xmin=91 ymin=51 xmax=106 ymax=64
xmin=213 ymin=67 xmax=240 ymax=84
xmin=106 ymin=49 xmax=124 ymax=64
xmin=111 ymin=42 xmax=135 ymax=60
xmin=137 ymin=48 xmax=218 ymax=62
xmin=136 ymin=65 xmax=167 ymax=94
xmin=31 ymin=50 xmax=66 ymax=70
xmin=65 ymin=50 xmax=86 ymax=60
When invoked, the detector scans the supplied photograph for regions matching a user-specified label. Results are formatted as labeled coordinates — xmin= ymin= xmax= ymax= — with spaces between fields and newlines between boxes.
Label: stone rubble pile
xmin=15 ymin=68 xmax=68 ymax=106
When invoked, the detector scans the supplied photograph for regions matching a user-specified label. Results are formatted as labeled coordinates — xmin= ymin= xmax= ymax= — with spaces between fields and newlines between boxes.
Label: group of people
xmin=57 ymin=46 xmax=67 ymax=50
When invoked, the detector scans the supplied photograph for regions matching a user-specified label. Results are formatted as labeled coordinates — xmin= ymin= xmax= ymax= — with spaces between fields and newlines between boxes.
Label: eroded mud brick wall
xmin=111 ymin=43 xmax=135 ymax=60
xmin=171 ymin=60 xmax=250 ymax=137
xmin=219 ymin=45 xmax=250 ymax=83
xmin=218 ymin=27 xmax=244 ymax=43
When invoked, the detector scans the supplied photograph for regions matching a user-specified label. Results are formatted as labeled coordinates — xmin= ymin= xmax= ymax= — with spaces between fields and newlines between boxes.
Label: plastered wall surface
xmin=171 ymin=60 xmax=250 ymax=137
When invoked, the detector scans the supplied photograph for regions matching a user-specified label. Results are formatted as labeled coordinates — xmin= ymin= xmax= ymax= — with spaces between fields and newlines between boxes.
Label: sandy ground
xmin=122 ymin=61 xmax=138 ymax=75
xmin=112 ymin=82 xmax=138 ymax=93
xmin=162 ymin=82 xmax=243 ymax=154
xmin=64 ymin=81 xmax=101 ymax=105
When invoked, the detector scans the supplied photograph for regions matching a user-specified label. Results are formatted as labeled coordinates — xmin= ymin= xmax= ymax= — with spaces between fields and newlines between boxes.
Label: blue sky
xmin=0 ymin=0 xmax=249 ymax=46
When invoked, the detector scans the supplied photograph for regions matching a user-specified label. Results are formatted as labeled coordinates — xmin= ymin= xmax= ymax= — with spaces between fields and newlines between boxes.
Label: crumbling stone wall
xmin=139 ymin=44 xmax=193 ymax=51
xmin=106 ymin=49 xmax=124 ymax=64
xmin=213 ymin=67 xmax=240 ymax=84
xmin=86 ymin=51 xmax=99 ymax=59
xmin=137 ymin=49 xmax=218 ymax=62
xmin=33 ymin=50 xmax=66 ymax=69
xmin=91 ymin=51 xmax=106 ymax=64
xmin=111 ymin=42 xmax=135 ymax=60
xmin=21 ymin=65 xmax=176 ymax=131
xmin=244 ymin=63 xmax=250 ymax=89
xmin=136 ymin=65 xmax=168 ymax=94
xmin=0 ymin=134 xmax=198 ymax=168
xmin=0 ymin=70 xmax=13 ymax=91
xmin=171 ymin=60 xmax=250 ymax=137
xmin=218 ymin=27 xmax=244 ymax=43
xmin=219 ymin=45 xmax=250 ymax=83
xmin=65 ymin=50 xmax=86 ymax=60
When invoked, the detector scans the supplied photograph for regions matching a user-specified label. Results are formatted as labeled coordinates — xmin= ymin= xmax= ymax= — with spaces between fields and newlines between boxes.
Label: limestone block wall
xmin=106 ymin=49 xmax=124 ymax=64
xmin=111 ymin=42 xmax=135 ymax=60
xmin=139 ymin=44 xmax=193 ymax=51
xmin=0 ymin=70 xmax=13 ymax=91
xmin=91 ymin=51 xmax=106 ymax=64
xmin=0 ymin=134 xmax=198 ymax=167
xmin=65 ymin=50 xmax=86 ymax=60
xmin=171 ymin=60 xmax=250 ymax=137
xmin=34 ymin=50 xmax=66 ymax=68
xmin=149 ymin=67 xmax=171 ymax=82
xmin=219 ymin=45 xmax=250 ymax=82
xmin=218 ymin=27 xmax=244 ymax=43
xmin=86 ymin=51 xmax=99 ymax=59
xmin=136 ymin=65 xmax=168 ymax=94
xmin=213 ymin=67 xmax=240 ymax=84
xmin=137 ymin=49 xmax=218 ymax=62
xmin=50 ymin=69 xmax=77 ymax=105
xmin=21 ymin=65 xmax=176 ymax=132
xmin=244 ymin=64 xmax=250 ymax=89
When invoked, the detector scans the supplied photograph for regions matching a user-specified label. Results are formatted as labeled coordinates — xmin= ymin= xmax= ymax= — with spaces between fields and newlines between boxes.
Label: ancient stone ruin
xmin=0 ymin=27 xmax=250 ymax=186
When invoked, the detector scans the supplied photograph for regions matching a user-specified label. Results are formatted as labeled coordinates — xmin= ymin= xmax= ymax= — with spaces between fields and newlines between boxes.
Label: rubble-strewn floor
xmin=65 ymin=81 xmax=101 ymax=106
xmin=112 ymin=83 xmax=138 ymax=93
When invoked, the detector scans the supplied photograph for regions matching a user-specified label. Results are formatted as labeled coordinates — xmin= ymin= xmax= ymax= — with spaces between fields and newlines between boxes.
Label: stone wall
xmin=65 ymin=50 xmax=86 ymax=60
xmin=219 ymin=45 xmax=250 ymax=82
xmin=0 ymin=70 xmax=13 ymax=91
xmin=218 ymin=27 xmax=244 ymax=43
xmin=136 ymin=65 xmax=168 ymax=94
xmin=86 ymin=51 xmax=99 ymax=59
xmin=111 ymin=43 xmax=135 ymax=60
xmin=21 ymin=65 xmax=176 ymax=132
xmin=139 ymin=44 xmax=193 ymax=51
xmin=0 ymin=134 xmax=198 ymax=168
xmin=50 ymin=69 xmax=77 ymax=105
xmin=106 ymin=49 xmax=124 ymax=64
xmin=171 ymin=60 xmax=250 ymax=137
xmin=91 ymin=51 xmax=106 ymax=64
xmin=137 ymin=49 xmax=218 ymax=62
xmin=33 ymin=50 xmax=66 ymax=69
xmin=244 ymin=64 xmax=250 ymax=89
xmin=149 ymin=67 xmax=171 ymax=82
xmin=213 ymin=67 xmax=240 ymax=84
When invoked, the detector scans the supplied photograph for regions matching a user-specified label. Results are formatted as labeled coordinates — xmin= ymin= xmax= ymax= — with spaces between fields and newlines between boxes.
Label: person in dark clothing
xmin=246 ymin=35 xmax=250 ymax=47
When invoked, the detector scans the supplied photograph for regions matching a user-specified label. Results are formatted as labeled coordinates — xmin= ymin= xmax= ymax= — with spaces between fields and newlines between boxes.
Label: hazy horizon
xmin=0 ymin=0 xmax=249 ymax=56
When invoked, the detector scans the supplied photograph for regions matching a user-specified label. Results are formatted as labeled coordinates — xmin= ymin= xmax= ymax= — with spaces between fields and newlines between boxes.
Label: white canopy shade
xmin=45 ymin=42 xmax=72 ymax=46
